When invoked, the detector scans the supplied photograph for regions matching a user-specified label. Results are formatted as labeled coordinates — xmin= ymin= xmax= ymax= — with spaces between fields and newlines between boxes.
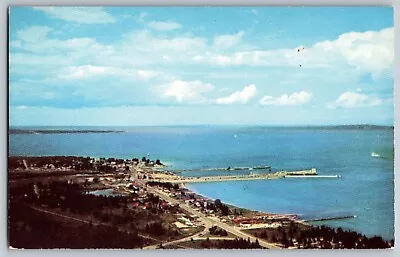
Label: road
xmin=146 ymin=187 xmax=282 ymax=249
xmin=143 ymin=188 xmax=214 ymax=249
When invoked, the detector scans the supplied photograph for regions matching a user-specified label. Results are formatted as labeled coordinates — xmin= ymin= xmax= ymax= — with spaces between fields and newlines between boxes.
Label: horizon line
xmin=9 ymin=124 xmax=394 ymax=128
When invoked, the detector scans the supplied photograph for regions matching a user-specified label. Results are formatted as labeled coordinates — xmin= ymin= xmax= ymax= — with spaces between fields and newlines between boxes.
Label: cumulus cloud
xmin=16 ymin=25 xmax=392 ymax=79
xmin=194 ymin=27 xmax=393 ymax=76
xmin=328 ymin=91 xmax=384 ymax=109
xmin=148 ymin=20 xmax=182 ymax=31
xmin=260 ymin=91 xmax=312 ymax=106
xmin=32 ymin=7 xmax=116 ymax=24
xmin=157 ymin=80 xmax=214 ymax=102
xmin=314 ymin=27 xmax=393 ymax=77
xmin=213 ymin=31 xmax=245 ymax=49
xmin=216 ymin=84 xmax=257 ymax=104
xmin=193 ymin=47 xmax=329 ymax=68
xmin=9 ymin=14 xmax=393 ymax=111
xmin=12 ymin=23 xmax=393 ymax=77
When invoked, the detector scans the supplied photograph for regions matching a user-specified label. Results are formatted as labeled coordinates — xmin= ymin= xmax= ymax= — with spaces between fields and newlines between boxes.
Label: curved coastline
xmin=181 ymin=180 xmax=370 ymax=238
xmin=183 ymin=182 xmax=301 ymax=219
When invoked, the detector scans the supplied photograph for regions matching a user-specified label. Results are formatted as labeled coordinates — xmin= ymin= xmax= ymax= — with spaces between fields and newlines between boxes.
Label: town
xmin=8 ymin=156 xmax=393 ymax=249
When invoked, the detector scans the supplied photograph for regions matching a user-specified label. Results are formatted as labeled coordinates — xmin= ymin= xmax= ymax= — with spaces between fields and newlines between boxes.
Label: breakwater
xmin=150 ymin=168 xmax=329 ymax=183
xmin=284 ymin=175 xmax=341 ymax=178
xmin=175 ymin=165 xmax=272 ymax=173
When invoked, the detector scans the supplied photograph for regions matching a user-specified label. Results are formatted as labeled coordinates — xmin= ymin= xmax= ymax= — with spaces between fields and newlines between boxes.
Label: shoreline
xmin=181 ymin=182 xmax=304 ymax=225
xmin=8 ymin=155 xmax=394 ymax=246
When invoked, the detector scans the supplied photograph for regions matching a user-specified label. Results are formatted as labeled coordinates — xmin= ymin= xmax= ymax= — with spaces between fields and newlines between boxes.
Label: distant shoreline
xmin=8 ymin=124 xmax=393 ymax=134
xmin=9 ymin=124 xmax=393 ymax=129
xmin=9 ymin=129 xmax=125 ymax=134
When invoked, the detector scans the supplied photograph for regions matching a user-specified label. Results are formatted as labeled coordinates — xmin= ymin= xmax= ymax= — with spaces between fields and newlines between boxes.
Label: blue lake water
xmin=8 ymin=126 xmax=394 ymax=240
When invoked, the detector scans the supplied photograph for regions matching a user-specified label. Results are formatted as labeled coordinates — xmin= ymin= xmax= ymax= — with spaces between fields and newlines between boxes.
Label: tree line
xmin=254 ymin=221 xmax=392 ymax=249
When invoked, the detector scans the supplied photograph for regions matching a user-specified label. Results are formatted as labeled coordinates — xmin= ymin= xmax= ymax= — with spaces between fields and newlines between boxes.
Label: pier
xmin=283 ymin=175 xmax=342 ymax=178
xmin=175 ymin=165 xmax=272 ymax=173
xmin=148 ymin=168 xmax=341 ymax=184
xmin=304 ymin=215 xmax=357 ymax=222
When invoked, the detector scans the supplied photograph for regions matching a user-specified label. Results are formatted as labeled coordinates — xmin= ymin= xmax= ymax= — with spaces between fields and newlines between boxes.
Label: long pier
xmin=304 ymin=215 xmax=357 ymax=222
xmin=175 ymin=165 xmax=272 ymax=173
xmin=149 ymin=168 xmax=340 ymax=184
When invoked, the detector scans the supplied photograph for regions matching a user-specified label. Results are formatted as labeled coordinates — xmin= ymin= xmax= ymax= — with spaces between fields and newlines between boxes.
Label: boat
xmin=371 ymin=152 xmax=381 ymax=158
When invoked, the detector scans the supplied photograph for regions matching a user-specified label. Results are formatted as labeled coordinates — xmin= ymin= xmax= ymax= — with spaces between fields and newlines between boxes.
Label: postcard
xmin=8 ymin=6 xmax=394 ymax=249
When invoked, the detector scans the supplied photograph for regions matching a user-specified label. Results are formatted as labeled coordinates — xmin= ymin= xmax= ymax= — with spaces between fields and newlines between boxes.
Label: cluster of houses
xmin=174 ymin=214 xmax=201 ymax=229
xmin=10 ymin=156 xmax=166 ymax=174
xmin=233 ymin=215 xmax=296 ymax=225
xmin=148 ymin=183 xmax=301 ymax=231
xmin=166 ymin=189 xmax=218 ymax=215
xmin=230 ymin=214 xmax=300 ymax=229
xmin=85 ymin=166 xmax=299 ymax=234
xmin=128 ymin=196 xmax=175 ymax=210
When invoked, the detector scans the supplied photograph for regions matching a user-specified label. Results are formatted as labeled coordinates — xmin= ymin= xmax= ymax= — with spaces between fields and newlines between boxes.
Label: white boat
xmin=371 ymin=152 xmax=381 ymax=158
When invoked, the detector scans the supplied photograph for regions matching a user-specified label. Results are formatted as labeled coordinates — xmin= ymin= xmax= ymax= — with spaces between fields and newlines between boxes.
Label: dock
xmin=148 ymin=168 xmax=340 ymax=184
xmin=175 ymin=165 xmax=272 ymax=173
xmin=284 ymin=175 xmax=342 ymax=178
xmin=304 ymin=215 xmax=357 ymax=222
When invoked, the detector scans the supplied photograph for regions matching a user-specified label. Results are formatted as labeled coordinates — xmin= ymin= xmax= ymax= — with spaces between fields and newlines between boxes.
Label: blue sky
xmin=9 ymin=7 xmax=394 ymax=126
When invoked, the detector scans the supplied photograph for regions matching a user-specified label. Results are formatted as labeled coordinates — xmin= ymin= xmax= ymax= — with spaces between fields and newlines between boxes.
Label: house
xmin=239 ymin=223 xmax=251 ymax=228
xmin=178 ymin=217 xmax=194 ymax=226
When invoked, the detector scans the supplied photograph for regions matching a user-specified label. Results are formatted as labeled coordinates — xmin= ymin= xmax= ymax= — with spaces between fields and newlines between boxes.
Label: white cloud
xmin=314 ymin=27 xmax=393 ymax=76
xmin=10 ymin=26 xmax=206 ymax=69
xmin=58 ymin=65 xmax=175 ymax=81
xmin=148 ymin=20 xmax=182 ymax=31
xmin=213 ymin=31 xmax=245 ymax=49
xmin=193 ymin=47 xmax=330 ymax=68
xmin=194 ymin=27 xmax=393 ymax=77
xmin=157 ymin=80 xmax=214 ymax=102
xmin=11 ymin=24 xmax=393 ymax=78
xmin=14 ymin=25 xmax=113 ymax=55
xmin=32 ymin=7 xmax=116 ymax=24
xmin=260 ymin=91 xmax=312 ymax=106
xmin=59 ymin=65 xmax=111 ymax=79
xmin=328 ymin=91 xmax=384 ymax=109
xmin=216 ymin=84 xmax=257 ymax=104
xmin=16 ymin=26 xmax=52 ymax=42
